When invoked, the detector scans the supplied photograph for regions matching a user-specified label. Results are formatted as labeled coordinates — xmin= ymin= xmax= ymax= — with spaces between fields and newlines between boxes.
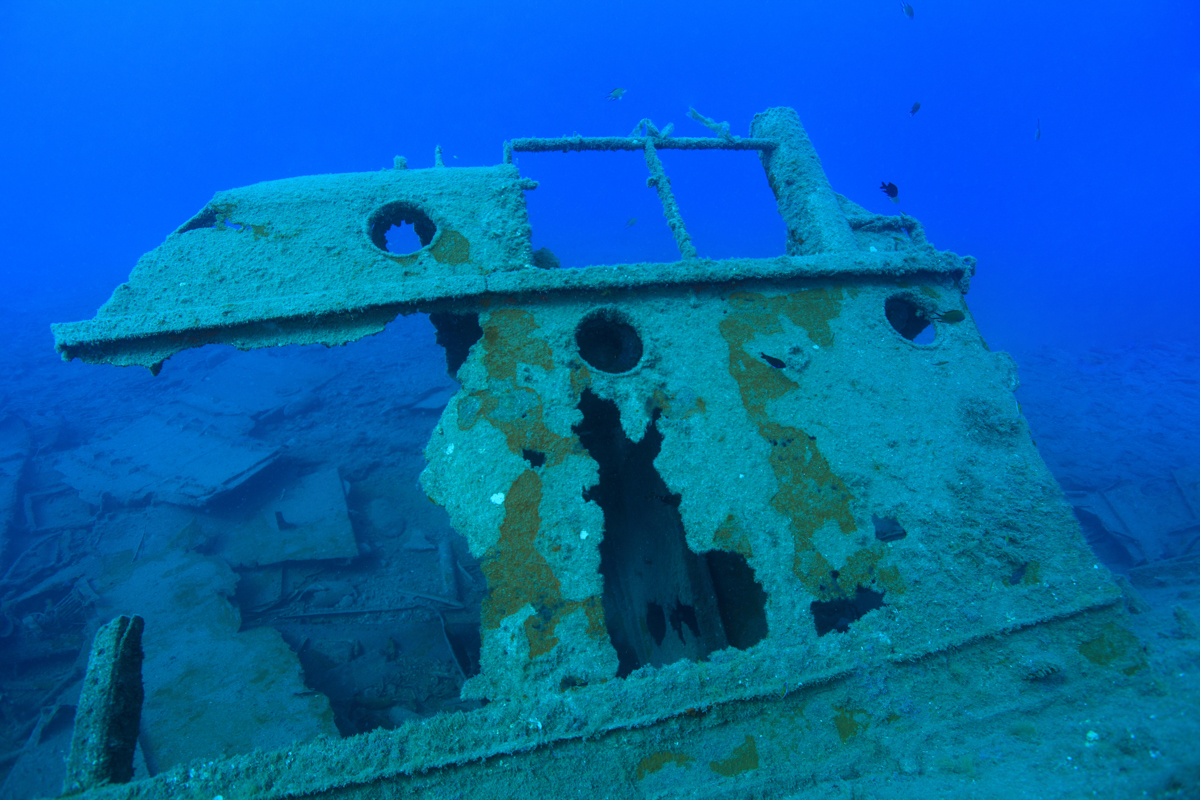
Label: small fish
xmin=932 ymin=310 xmax=965 ymax=323
xmin=880 ymin=181 xmax=900 ymax=204
xmin=910 ymin=101 xmax=921 ymax=116
xmin=625 ymin=217 xmax=637 ymax=228
xmin=1035 ymin=119 xmax=1041 ymax=141
xmin=901 ymin=2 xmax=914 ymax=19
xmin=760 ymin=353 xmax=786 ymax=369
xmin=607 ymin=88 xmax=626 ymax=101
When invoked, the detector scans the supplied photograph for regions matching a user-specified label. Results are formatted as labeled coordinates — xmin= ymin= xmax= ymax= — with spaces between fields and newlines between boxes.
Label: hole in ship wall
xmin=573 ymin=389 xmax=767 ymax=677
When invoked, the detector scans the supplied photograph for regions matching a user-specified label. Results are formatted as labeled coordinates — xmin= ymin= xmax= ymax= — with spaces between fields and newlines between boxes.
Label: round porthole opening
xmin=576 ymin=310 xmax=643 ymax=374
xmin=884 ymin=295 xmax=935 ymax=344
xmin=368 ymin=202 xmax=437 ymax=255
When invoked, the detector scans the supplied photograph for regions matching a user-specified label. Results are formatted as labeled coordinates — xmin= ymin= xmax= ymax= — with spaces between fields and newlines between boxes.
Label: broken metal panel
xmin=54 ymin=408 xmax=280 ymax=507
xmin=166 ymin=347 xmax=337 ymax=420
xmin=218 ymin=467 xmax=359 ymax=568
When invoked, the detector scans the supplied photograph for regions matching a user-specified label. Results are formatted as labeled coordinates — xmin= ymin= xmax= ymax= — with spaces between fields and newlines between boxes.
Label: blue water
xmin=0 ymin=2 xmax=1198 ymax=797
xmin=2 ymin=0 xmax=1196 ymax=349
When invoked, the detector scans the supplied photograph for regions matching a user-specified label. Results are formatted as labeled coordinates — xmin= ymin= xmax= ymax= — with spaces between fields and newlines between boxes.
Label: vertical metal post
xmin=63 ymin=615 xmax=145 ymax=794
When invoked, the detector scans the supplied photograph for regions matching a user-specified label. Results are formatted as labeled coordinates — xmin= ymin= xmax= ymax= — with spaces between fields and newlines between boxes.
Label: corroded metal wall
xmin=420 ymin=274 xmax=1117 ymax=722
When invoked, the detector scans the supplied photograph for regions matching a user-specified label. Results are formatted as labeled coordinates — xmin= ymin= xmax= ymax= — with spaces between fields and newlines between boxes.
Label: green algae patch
xmin=480 ymin=470 xmax=603 ymax=658
xmin=635 ymin=750 xmax=694 ymax=780
xmin=833 ymin=706 xmax=870 ymax=743
xmin=709 ymin=735 xmax=759 ymax=777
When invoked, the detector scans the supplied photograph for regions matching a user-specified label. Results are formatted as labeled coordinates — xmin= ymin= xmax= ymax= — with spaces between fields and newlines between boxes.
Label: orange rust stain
xmin=456 ymin=388 xmax=578 ymax=468
xmin=570 ymin=360 xmax=593 ymax=398
xmin=1079 ymin=622 xmax=1147 ymax=675
xmin=455 ymin=310 xmax=579 ymax=467
xmin=713 ymin=514 xmax=753 ymax=558
xmin=718 ymin=289 xmax=901 ymax=601
xmin=481 ymin=309 xmax=553 ymax=380
xmin=480 ymin=470 xmax=603 ymax=658
xmin=384 ymin=252 xmax=420 ymax=267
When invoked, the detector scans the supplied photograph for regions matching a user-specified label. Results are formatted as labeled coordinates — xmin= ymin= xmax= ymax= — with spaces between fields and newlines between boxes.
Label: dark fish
xmin=910 ymin=101 xmax=921 ymax=116
xmin=760 ymin=353 xmax=786 ymax=369
xmin=625 ymin=217 xmax=637 ymax=227
xmin=880 ymin=181 xmax=900 ymax=204
xmin=607 ymin=88 xmax=626 ymax=101
xmin=1035 ymin=119 xmax=1041 ymax=141
xmin=901 ymin=2 xmax=914 ymax=19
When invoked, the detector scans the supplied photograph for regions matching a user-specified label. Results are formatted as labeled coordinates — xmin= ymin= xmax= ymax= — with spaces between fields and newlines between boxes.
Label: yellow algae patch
xmin=1079 ymin=623 xmax=1147 ymax=675
xmin=480 ymin=470 xmax=603 ymax=658
xmin=635 ymin=751 xmax=694 ymax=781
xmin=833 ymin=706 xmax=870 ymax=742
xmin=482 ymin=309 xmax=554 ymax=380
xmin=455 ymin=388 xmax=579 ymax=468
xmin=719 ymin=289 xmax=857 ymax=596
xmin=709 ymin=735 xmax=759 ymax=777
xmin=455 ymin=309 xmax=581 ymax=467
xmin=651 ymin=387 xmax=707 ymax=420
xmin=713 ymin=514 xmax=753 ymax=558
xmin=431 ymin=228 xmax=471 ymax=265
xmin=570 ymin=360 xmax=592 ymax=398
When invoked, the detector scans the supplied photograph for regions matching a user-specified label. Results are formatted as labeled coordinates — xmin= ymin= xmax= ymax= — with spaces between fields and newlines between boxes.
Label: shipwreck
xmin=47 ymin=107 xmax=1136 ymax=799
